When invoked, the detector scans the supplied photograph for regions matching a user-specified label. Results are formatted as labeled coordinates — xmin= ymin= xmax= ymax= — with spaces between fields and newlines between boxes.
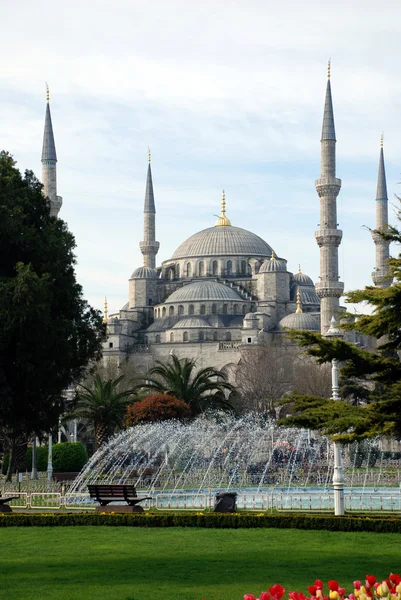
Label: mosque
xmin=41 ymin=67 xmax=390 ymax=373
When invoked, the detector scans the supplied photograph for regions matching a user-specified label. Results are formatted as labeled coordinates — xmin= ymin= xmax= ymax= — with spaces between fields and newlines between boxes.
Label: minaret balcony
xmin=315 ymin=178 xmax=342 ymax=197
xmin=139 ymin=241 xmax=160 ymax=255
xmin=315 ymin=280 xmax=344 ymax=298
xmin=315 ymin=229 xmax=343 ymax=247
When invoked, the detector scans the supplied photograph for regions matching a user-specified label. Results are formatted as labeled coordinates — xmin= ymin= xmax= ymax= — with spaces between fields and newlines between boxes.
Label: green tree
xmin=139 ymin=354 xmax=235 ymax=416
xmin=0 ymin=152 xmax=105 ymax=478
xmin=279 ymin=203 xmax=401 ymax=442
xmin=72 ymin=375 xmax=136 ymax=448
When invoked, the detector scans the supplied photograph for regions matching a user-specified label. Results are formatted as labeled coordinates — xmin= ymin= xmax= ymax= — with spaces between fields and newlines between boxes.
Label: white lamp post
xmin=324 ymin=315 xmax=345 ymax=516
xmin=47 ymin=431 xmax=53 ymax=481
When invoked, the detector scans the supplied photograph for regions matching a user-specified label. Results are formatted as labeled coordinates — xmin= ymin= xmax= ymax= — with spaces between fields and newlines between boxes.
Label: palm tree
xmin=139 ymin=355 xmax=235 ymax=416
xmin=72 ymin=375 xmax=136 ymax=448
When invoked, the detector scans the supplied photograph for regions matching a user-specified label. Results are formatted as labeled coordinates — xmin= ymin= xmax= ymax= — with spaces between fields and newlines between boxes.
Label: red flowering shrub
xmin=126 ymin=394 xmax=191 ymax=424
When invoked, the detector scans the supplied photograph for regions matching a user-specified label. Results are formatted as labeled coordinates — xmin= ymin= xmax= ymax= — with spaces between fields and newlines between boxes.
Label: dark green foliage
xmin=0 ymin=512 xmax=401 ymax=533
xmin=25 ymin=446 xmax=48 ymax=472
xmin=52 ymin=442 xmax=87 ymax=472
xmin=138 ymin=354 xmax=235 ymax=416
xmin=0 ymin=151 xmax=105 ymax=446
xmin=279 ymin=204 xmax=401 ymax=441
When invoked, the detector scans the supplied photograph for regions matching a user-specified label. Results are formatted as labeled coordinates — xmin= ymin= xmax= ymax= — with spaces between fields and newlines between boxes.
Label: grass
xmin=2 ymin=527 xmax=400 ymax=600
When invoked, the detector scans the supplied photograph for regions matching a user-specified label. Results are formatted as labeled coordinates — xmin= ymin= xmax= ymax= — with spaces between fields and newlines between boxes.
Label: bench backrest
xmin=88 ymin=484 xmax=137 ymax=499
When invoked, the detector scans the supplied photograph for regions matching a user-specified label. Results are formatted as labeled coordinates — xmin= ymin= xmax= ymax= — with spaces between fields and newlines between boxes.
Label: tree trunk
xmin=95 ymin=424 xmax=111 ymax=448
xmin=6 ymin=438 xmax=16 ymax=483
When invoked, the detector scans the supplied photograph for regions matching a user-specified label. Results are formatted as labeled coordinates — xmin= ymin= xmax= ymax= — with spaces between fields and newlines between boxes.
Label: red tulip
xmin=349 ymin=594 xmax=356 ymax=600
xmin=353 ymin=581 xmax=362 ymax=590
xmin=390 ymin=574 xmax=401 ymax=585
xmin=338 ymin=588 xmax=345 ymax=596
xmin=366 ymin=576 xmax=376 ymax=588
xmin=328 ymin=581 xmax=339 ymax=592
xmin=244 ymin=595 xmax=257 ymax=600
xmin=308 ymin=586 xmax=317 ymax=596
xmin=269 ymin=584 xmax=286 ymax=599
xmin=260 ymin=593 xmax=271 ymax=600
xmin=315 ymin=581 xmax=324 ymax=590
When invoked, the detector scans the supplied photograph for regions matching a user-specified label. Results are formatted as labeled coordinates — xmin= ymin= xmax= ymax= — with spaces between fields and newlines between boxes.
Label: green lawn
xmin=2 ymin=527 xmax=400 ymax=600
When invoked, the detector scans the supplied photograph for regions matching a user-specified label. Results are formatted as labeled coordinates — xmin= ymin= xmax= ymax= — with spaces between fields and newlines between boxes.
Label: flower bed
xmin=244 ymin=574 xmax=401 ymax=600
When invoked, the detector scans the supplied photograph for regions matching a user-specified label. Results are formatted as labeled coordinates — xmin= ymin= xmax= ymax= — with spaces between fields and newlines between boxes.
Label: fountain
xmin=67 ymin=414 xmax=401 ymax=511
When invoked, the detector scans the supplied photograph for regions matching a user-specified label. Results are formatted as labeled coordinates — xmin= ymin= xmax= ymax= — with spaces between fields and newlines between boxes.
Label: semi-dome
xmin=173 ymin=317 xmax=212 ymax=329
xmin=171 ymin=226 xmax=274 ymax=260
xmin=130 ymin=266 xmax=158 ymax=279
xmin=164 ymin=281 xmax=243 ymax=303
xmin=279 ymin=312 xmax=320 ymax=331
xmin=259 ymin=251 xmax=287 ymax=273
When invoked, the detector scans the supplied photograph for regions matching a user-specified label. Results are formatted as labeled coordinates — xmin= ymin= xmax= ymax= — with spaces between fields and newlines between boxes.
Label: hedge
xmin=1 ymin=512 xmax=401 ymax=532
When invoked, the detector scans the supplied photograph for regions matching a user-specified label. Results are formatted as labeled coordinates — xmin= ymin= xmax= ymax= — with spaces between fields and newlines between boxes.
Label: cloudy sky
xmin=1 ymin=0 xmax=400 ymax=315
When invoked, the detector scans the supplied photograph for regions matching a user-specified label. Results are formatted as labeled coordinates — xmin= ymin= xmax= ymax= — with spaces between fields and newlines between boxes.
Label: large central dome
xmin=171 ymin=225 xmax=274 ymax=260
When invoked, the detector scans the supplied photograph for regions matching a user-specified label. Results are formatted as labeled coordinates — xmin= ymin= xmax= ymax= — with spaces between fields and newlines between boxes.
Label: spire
xmin=321 ymin=60 xmax=336 ymax=142
xmin=298 ymin=264 xmax=302 ymax=274
xmin=41 ymin=84 xmax=57 ymax=162
xmin=296 ymin=289 xmax=302 ymax=314
xmin=144 ymin=150 xmax=155 ymax=213
xmin=103 ymin=297 xmax=108 ymax=323
xmin=215 ymin=190 xmax=232 ymax=227
xmin=376 ymin=134 xmax=388 ymax=201
xmin=271 ymin=250 xmax=276 ymax=260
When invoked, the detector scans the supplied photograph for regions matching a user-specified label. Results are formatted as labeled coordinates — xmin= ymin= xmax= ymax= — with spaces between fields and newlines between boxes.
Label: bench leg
xmin=0 ymin=505 xmax=12 ymax=513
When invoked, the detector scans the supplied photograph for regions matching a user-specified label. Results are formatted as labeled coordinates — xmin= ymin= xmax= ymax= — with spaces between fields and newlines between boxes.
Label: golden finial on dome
xmin=46 ymin=82 xmax=50 ymax=103
xmin=103 ymin=297 xmax=108 ymax=323
xmin=298 ymin=264 xmax=302 ymax=274
xmin=296 ymin=289 xmax=302 ymax=314
xmin=327 ymin=59 xmax=331 ymax=80
xmin=271 ymin=250 xmax=276 ymax=260
xmin=380 ymin=133 xmax=383 ymax=149
xmin=148 ymin=147 xmax=151 ymax=164
xmin=215 ymin=189 xmax=232 ymax=227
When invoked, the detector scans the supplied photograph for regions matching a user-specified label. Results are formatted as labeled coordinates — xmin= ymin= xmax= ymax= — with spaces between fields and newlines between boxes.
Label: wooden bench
xmin=0 ymin=493 xmax=19 ymax=513
xmin=88 ymin=484 xmax=151 ymax=513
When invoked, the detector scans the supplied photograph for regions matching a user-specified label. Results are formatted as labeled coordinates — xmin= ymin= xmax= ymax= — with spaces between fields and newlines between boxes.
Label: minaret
xmin=41 ymin=84 xmax=62 ymax=217
xmin=139 ymin=149 xmax=159 ymax=268
xmin=315 ymin=62 xmax=344 ymax=334
xmin=372 ymin=134 xmax=391 ymax=287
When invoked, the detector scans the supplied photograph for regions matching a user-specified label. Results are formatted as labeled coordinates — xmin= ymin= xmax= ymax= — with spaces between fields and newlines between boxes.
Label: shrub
xmin=52 ymin=443 xmax=88 ymax=472
xmin=126 ymin=394 xmax=191 ymax=424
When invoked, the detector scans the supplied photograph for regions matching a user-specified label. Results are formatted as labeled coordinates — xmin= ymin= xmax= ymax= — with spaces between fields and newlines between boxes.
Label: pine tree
xmin=280 ymin=203 xmax=401 ymax=442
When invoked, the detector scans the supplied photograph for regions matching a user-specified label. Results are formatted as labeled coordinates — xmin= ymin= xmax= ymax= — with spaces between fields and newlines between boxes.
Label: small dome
xmin=279 ymin=312 xmax=320 ymax=331
xmin=259 ymin=253 xmax=287 ymax=273
xmin=244 ymin=312 xmax=258 ymax=320
xmin=173 ymin=317 xmax=212 ymax=329
xmin=293 ymin=266 xmax=314 ymax=286
xmin=130 ymin=266 xmax=158 ymax=279
xmin=165 ymin=281 xmax=243 ymax=303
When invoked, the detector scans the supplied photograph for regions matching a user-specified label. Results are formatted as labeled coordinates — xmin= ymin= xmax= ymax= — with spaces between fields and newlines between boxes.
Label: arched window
xmin=222 ymin=304 xmax=228 ymax=314
xmin=212 ymin=260 xmax=218 ymax=276
xmin=186 ymin=262 xmax=192 ymax=277
xmin=162 ymin=307 xmax=166 ymax=317
xmin=242 ymin=305 xmax=247 ymax=314
xmin=169 ymin=269 xmax=174 ymax=280
xmin=199 ymin=331 xmax=204 ymax=342
xmin=233 ymin=305 xmax=238 ymax=314
xmin=200 ymin=305 xmax=206 ymax=315
xmin=170 ymin=332 xmax=174 ymax=342
xmin=155 ymin=334 xmax=160 ymax=343
xmin=212 ymin=304 xmax=217 ymax=314
xmin=183 ymin=331 xmax=188 ymax=342
xmin=225 ymin=332 xmax=231 ymax=341
xmin=189 ymin=305 xmax=195 ymax=315
xmin=144 ymin=336 xmax=148 ymax=344
xmin=213 ymin=331 xmax=218 ymax=341
xmin=178 ymin=305 xmax=184 ymax=315
xmin=241 ymin=260 xmax=247 ymax=274
xmin=226 ymin=260 xmax=232 ymax=275
xmin=199 ymin=261 xmax=204 ymax=276
xmin=176 ymin=264 xmax=180 ymax=278
xmin=169 ymin=306 xmax=174 ymax=316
